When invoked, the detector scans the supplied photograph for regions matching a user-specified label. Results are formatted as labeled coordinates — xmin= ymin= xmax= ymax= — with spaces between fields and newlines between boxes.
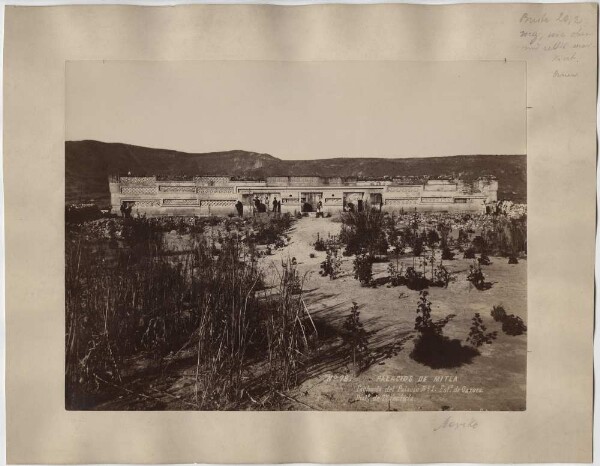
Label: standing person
xmin=253 ymin=196 xmax=261 ymax=216
xmin=235 ymin=200 xmax=244 ymax=217
xmin=272 ymin=197 xmax=278 ymax=213
xmin=277 ymin=199 xmax=282 ymax=213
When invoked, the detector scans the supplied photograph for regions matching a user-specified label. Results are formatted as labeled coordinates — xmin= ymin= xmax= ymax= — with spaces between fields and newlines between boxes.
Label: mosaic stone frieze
xmin=162 ymin=199 xmax=200 ymax=206
xmin=421 ymin=197 xmax=453 ymax=203
xmin=385 ymin=198 xmax=419 ymax=205
xmin=159 ymin=185 xmax=196 ymax=193
xmin=202 ymin=200 xmax=236 ymax=207
xmin=121 ymin=177 xmax=156 ymax=185
xmin=121 ymin=186 xmax=156 ymax=195
xmin=131 ymin=199 xmax=160 ymax=207
xmin=197 ymin=187 xmax=235 ymax=194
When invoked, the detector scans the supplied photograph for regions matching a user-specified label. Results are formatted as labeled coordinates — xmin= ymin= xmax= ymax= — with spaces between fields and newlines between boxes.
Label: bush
xmin=466 ymin=313 xmax=497 ymax=347
xmin=410 ymin=292 xmax=475 ymax=368
xmin=252 ymin=213 xmax=294 ymax=245
xmin=432 ymin=264 xmax=454 ymax=288
xmin=340 ymin=210 xmax=388 ymax=256
xmin=342 ymin=302 xmax=370 ymax=374
xmin=414 ymin=291 xmax=435 ymax=334
xmin=320 ymin=247 xmax=342 ymax=279
xmin=404 ymin=266 xmax=429 ymax=291
xmin=508 ymin=255 xmax=519 ymax=264
xmin=478 ymin=253 xmax=491 ymax=265
xmin=314 ymin=233 xmax=327 ymax=251
xmin=472 ymin=235 xmax=486 ymax=253
xmin=412 ymin=237 xmax=424 ymax=257
xmin=491 ymin=305 xmax=507 ymax=322
xmin=489 ymin=305 xmax=526 ymax=336
xmin=467 ymin=263 xmax=490 ymax=290
xmin=387 ymin=262 xmax=404 ymax=286
xmin=66 ymin=204 xmax=104 ymax=224
xmin=353 ymin=253 xmax=374 ymax=286
xmin=502 ymin=314 xmax=527 ymax=336
xmin=463 ymin=248 xmax=476 ymax=259
xmin=441 ymin=247 xmax=455 ymax=260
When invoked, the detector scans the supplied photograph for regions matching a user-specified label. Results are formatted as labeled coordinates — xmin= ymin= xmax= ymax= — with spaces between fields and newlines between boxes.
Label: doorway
xmin=301 ymin=192 xmax=323 ymax=212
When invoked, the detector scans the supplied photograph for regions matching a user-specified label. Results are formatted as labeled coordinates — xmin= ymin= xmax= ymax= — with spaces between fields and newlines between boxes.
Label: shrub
xmin=463 ymin=248 xmax=476 ymax=259
xmin=353 ymin=253 xmax=374 ymax=286
xmin=320 ymin=247 xmax=342 ymax=279
xmin=251 ymin=213 xmax=294 ymax=245
xmin=314 ymin=233 xmax=327 ymax=251
xmin=466 ymin=313 xmax=497 ymax=347
xmin=472 ymin=235 xmax=487 ymax=253
xmin=412 ymin=237 xmax=424 ymax=257
xmin=491 ymin=305 xmax=507 ymax=322
xmin=387 ymin=262 xmax=404 ymax=286
xmin=441 ymin=247 xmax=455 ymax=260
xmin=467 ymin=263 xmax=489 ymax=290
xmin=342 ymin=302 xmax=370 ymax=374
xmin=426 ymin=229 xmax=441 ymax=249
xmin=414 ymin=291 xmax=435 ymax=334
xmin=404 ymin=266 xmax=429 ymax=291
xmin=340 ymin=210 xmax=388 ymax=256
xmin=410 ymin=292 xmax=475 ymax=368
xmin=502 ymin=314 xmax=527 ymax=336
xmin=478 ymin=253 xmax=491 ymax=265
xmin=457 ymin=228 xmax=469 ymax=246
xmin=66 ymin=203 xmax=103 ymax=224
xmin=432 ymin=264 xmax=454 ymax=288
xmin=508 ymin=255 xmax=519 ymax=264
xmin=489 ymin=305 xmax=526 ymax=336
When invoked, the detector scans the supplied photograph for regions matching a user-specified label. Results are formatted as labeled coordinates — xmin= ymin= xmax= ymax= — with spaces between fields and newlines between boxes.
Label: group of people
xmin=271 ymin=197 xmax=282 ymax=213
xmin=247 ymin=196 xmax=283 ymax=216
xmin=119 ymin=202 xmax=133 ymax=218
xmin=234 ymin=196 xmax=283 ymax=217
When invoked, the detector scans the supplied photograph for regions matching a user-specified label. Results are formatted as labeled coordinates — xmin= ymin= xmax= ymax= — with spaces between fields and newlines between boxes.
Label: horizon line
xmin=66 ymin=139 xmax=526 ymax=160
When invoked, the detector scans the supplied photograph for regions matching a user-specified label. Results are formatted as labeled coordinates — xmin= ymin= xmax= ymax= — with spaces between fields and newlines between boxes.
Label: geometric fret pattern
xmin=121 ymin=186 xmax=156 ymax=195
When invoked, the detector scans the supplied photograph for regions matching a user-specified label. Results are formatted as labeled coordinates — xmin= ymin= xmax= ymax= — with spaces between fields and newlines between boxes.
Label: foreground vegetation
xmin=66 ymin=206 xmax=527 ymax=410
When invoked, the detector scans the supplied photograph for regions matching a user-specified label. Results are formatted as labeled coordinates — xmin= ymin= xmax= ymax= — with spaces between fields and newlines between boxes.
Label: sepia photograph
xmin=65 ymin=60 xmax=527 ymax=411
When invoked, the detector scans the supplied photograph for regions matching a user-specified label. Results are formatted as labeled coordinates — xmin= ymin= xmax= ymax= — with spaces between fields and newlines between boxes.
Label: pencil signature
xmin=433 ymin=416 xmax=479 ymax=431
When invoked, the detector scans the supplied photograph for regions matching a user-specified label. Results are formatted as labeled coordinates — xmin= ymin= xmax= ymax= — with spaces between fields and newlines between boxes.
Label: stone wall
xmin=109 ymin=175 xmax=497 ymax=216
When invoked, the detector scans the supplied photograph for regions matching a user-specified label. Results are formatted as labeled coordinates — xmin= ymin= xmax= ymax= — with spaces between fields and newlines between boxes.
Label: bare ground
xmin=265 ymin=216 xmax=527 ymax=411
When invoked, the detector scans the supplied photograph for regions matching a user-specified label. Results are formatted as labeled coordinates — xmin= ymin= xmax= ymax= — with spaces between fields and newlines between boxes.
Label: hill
xmin=66 ymin=140 xmax=526 ymax=207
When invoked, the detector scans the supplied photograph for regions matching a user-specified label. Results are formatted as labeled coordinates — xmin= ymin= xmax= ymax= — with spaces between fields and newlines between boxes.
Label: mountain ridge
xmin=66 ymin=140 xmax=527 ymax=206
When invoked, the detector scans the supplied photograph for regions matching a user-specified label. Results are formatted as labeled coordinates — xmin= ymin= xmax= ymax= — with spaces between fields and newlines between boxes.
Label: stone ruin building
xmin=109 ymin=174 xmax=498 ymax=217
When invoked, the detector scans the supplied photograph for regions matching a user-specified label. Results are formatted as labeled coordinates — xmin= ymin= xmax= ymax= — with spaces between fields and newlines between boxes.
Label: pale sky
xmin=66 ymin=60 xmax=526 ymax=159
